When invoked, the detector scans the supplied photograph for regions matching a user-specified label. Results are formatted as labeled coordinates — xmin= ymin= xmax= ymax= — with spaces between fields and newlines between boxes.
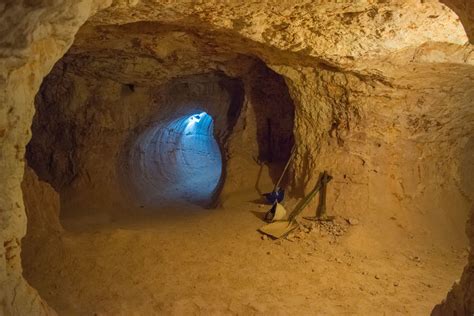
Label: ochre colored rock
xmin=0 ymin=1 xmax=473 ymax=315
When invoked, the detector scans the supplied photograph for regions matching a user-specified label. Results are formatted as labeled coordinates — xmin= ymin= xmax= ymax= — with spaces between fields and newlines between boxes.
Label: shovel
xmin=259 ymin=172 xmax=327 ymax=239
xmin=264 ymin=201 xmax=289 ymax=222
xmin=262 ymin=145 xmax=296 ymax=204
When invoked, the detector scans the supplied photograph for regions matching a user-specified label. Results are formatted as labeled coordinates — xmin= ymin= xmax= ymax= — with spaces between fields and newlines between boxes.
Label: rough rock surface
xmin=21 ymin=166 xmax=62 ymax=237
xmin=0 ymin=0 xmax=473 ymax=315
xmin=433 ymin=209 xmax=474 ymax=315
xmin=442 ymin=0 xmax=474 ymax=42
xmin=0 ymin=1 xmax=111 ymax=314
xmin=27 ymin=57 xmax=294 ymax=213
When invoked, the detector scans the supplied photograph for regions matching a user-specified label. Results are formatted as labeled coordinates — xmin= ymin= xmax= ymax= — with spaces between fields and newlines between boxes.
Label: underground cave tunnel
xmin=4 ymin=1 xmax=474 ymax=315
xmin=128 ymin=111 xmax=223 ymax=207
xmin=25 ymin=53 xmax=296 ymax=216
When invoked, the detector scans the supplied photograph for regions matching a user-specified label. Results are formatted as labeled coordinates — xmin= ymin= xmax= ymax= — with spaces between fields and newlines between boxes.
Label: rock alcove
xmin=1 ymin=1 xmax=474 ymax=315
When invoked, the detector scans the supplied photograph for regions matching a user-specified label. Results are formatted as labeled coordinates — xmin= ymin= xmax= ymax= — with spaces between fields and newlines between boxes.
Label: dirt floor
xmin=22 ymin=190 xmax=468 ymax=315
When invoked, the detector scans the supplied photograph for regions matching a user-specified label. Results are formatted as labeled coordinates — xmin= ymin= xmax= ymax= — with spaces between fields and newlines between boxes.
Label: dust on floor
xmin=22 ymin=197 xmax=468 ymax=315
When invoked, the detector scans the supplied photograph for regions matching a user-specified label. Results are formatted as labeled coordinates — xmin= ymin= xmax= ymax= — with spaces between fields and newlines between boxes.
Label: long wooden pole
xmin=288 ymin=173 xmax=323 ymax=222
xmin=316 ymin=171 xmax=328 ymax=218
xmin=273 ymin=144 xmax=296 ymax=192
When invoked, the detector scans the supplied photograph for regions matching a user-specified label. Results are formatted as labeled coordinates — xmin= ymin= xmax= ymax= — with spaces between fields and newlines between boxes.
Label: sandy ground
xmin=22 ymin=190 xmax=468 ymax=315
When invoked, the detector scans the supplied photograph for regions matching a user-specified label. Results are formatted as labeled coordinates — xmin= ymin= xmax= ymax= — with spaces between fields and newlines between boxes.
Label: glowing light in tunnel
xmin=129 ymin=110 xmax=222 ymax=207
xmin=189 ymin=112 xmax=207 ymax=123
xmin=185 ymin=111 xmax=209 ymax=134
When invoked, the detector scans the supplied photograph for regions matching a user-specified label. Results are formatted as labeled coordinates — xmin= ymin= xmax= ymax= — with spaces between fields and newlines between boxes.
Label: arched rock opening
xmin=24 ymin=42 xmax=299 ymax=218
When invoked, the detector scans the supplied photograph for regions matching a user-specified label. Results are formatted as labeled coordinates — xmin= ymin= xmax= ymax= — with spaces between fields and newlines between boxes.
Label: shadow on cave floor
xmin=59 ymin=202 xmax=211 ymax=233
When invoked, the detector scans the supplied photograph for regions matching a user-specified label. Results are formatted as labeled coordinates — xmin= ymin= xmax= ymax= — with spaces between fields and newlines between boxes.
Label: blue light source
xmin=190 ymin=114 xmax=202 ymax=122
xmin=185 ymin=111 xmax=208 ymax=134
xmin=188 ymin=112 xmax=207 ymax=123
xmin=130 ymin=110 xmax=222 ymax=207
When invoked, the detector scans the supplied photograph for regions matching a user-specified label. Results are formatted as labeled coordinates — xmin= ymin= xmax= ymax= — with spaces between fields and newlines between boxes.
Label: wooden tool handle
xmin=273 ymin=144 xmax=296 ymax=192
xmin=288 ymin=174 xmax=323 ymax=222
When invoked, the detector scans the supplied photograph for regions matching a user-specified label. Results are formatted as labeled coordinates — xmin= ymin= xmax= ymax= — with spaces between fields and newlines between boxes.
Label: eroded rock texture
xmin=433 ymin=209 xmax=474 ymax=315
xmin=442 ymin=0 xmax=474 ymax=42
xmin=27 ymin=56 xmax=295 ymax=213
xmin=21 ymin=166 xmax=62 ymax=238
xmin=1 ymin=0 xmax=474 ymax=314
xmin=0 ymin=1 xmax=111 ymax=314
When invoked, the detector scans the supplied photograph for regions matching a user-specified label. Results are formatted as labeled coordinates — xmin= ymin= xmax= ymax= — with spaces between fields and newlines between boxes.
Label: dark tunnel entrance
xmin=248 ymin=62 xmax=295 ymax=164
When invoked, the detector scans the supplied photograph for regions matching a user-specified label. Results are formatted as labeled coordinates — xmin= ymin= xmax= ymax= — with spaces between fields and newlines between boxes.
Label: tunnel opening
xmin=247 ymin=61 xmax=296 ymax=191
xmin=24 ymin=67 xmax=250 ymax=216
xmin=23 ymin=48 xmax=297 ymax=217
xmin=128 ymin=111 xmax=223 ymax=207
xmin=250 ymin=61 xmax=295 ymax=165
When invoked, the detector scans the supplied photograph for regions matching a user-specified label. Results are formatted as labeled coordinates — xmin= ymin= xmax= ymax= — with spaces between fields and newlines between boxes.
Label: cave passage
xmin=129 ymin=111 xmax=222 ymax=207
xmin=9 ymin=2 xmax=474 ymax=315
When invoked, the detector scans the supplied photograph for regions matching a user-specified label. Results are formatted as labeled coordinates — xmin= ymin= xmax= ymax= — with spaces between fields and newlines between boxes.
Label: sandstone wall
xmin=21 ymin=166 xmax=62 ymax=238
xmin=442 ymin=0 xmax=474 ymax=42
xmin=433 ymin=208 xmax=474 ymax=315
xmin=0 ymin=1 xmax=112 ymax=314
xmin=275 ymin=57 xmax=474 ymax=244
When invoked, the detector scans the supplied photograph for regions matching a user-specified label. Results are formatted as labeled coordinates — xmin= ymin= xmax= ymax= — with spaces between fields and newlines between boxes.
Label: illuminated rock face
xmin=441 ymin=0 xmax=474 ymax=42
xmin=0 ymin=0 xmax=473 ymax=315
xmin=129 ymin=111 xmax=222 ymax=206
